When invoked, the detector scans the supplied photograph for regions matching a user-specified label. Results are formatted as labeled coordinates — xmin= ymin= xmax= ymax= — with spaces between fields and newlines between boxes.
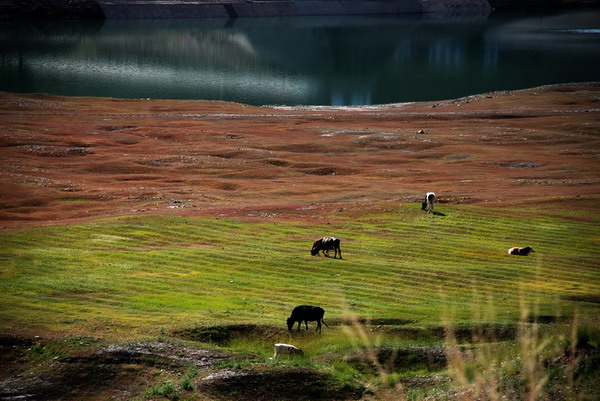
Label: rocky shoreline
xmin=1 ymin=0 xmax=598 ymax=20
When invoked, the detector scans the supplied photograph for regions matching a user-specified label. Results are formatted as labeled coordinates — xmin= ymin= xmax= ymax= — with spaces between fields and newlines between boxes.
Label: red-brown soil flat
xmin=1 ymin=83 xmax=599 ymax=228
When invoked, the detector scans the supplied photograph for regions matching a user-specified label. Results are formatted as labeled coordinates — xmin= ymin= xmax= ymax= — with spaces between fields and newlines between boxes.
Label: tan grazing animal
xmin=274 ymin=343 xmax=304 ymax=358
xmin=508 ymin=246 xmax=535 ymax=256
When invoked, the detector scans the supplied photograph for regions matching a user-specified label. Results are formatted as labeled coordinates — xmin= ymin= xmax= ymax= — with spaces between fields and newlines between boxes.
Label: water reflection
xmin=1 ymin=10 xmax=599 ymax=105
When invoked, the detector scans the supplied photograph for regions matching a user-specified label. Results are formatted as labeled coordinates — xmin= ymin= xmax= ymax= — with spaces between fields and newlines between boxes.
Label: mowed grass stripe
xmin=0 ymin=260 xmax=584 ymax=312
xmin=2 ymin=228 xmax=596 ymax=300
xmin=1 ymin=202 xmax=598 ymax=335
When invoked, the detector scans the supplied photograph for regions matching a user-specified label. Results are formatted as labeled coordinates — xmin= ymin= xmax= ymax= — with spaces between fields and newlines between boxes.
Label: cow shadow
xmin=423 ymin=210 xmax=446 ymax=216
xmin=322 ymin=255 xmax=343 ymax=259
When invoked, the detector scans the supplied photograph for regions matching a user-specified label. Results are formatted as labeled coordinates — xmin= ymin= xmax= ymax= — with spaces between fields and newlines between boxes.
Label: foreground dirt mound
xmin=345 ymin=345 xmax=447 ymax=375
xmin=372 ymin=322 xmax=522 ymax=343
xmin=200 ymin=367 xmax=364 ymax=401
xmin=0 ymin=361 xmax=124 ymax=401
xmin=173 ymin=323 xmax=290 ymax=346
xmin=0 ymin=338 xmax=230 ymax=400
xmin=0 ymin=335 xmax=364 ymax=401
xmin=0 ymin=337 xmax=235 ymax=400
xmin=94 ymin=339 xmax=230 ymax=368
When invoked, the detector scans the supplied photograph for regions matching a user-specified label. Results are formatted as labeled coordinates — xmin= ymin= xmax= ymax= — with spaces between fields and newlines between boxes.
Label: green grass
xmin=145 ymin=382 xmax=180 ymax=400
xmin=1 ymin=201 xmax=598 ymax=338
xmin=1 ymin=202 xmax=599 ymax=400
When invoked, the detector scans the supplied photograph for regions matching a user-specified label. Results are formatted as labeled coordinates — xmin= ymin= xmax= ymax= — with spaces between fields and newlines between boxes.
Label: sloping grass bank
xmin=1 ymin=200 xmax=598 ymax=338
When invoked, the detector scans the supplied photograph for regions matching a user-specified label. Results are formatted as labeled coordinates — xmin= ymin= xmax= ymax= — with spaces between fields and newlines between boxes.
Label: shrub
xmin=145 ymin=383 xmax=179 ymax=400
xmin=28 ymin=343 xmax=61 ymax=361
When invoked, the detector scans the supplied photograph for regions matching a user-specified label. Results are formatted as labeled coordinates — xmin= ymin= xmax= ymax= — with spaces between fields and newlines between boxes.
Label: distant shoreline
xmin=1 ymin=0 xmax=598 ymax=20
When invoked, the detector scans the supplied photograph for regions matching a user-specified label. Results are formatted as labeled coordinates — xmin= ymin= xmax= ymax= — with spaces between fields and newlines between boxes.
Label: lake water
xmin=1 ymin=9 xmax=599 ymax=106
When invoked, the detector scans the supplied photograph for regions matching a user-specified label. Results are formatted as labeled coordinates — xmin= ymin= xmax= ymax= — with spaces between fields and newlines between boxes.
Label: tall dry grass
xmin=336 ymin=298 xmax=597 ymax=401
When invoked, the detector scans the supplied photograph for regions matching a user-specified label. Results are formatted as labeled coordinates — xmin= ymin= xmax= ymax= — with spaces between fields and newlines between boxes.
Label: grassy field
xmin=1 ymin=199 xmax=599 ymax=400
xmin=2 ymin=199 xmax=598 ymax=333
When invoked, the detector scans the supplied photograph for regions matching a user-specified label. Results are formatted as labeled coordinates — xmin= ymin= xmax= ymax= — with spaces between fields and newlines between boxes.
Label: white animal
xmin=273 ymin=343 xmax=304 ymax=359
xmin=422 ymin=192 xmax=436 ymax=214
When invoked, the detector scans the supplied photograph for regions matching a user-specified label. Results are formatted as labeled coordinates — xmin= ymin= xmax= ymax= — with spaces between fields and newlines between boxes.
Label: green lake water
xmin=1 ymin=9 xmax=599 ymax=105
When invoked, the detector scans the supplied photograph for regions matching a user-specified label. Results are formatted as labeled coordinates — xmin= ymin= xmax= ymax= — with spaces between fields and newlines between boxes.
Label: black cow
xmin=287 ymin=305 xmax=329 ymax=334
xmin=310 ymin=237 xmax=342 ymax=259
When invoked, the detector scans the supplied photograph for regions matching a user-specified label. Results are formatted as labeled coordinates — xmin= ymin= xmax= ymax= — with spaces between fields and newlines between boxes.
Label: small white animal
xmin=273 ymin=343 xmax=304 ymax=359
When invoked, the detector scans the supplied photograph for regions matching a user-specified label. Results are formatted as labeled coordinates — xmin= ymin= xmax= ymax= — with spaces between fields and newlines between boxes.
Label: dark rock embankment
xmin=0 ymin=0 xmax=104 ymax=19
xmin=1 ymin=0 xmax=598 ymax=19
xmin=97 ymin=0 xmax=492 ymax=19
xmin=489 ymin=0 xmax=599 ymax=9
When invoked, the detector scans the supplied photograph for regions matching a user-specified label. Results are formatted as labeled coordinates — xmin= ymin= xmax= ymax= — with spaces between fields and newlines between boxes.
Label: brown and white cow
xmin=421 ymin=192 xmax=436 ymax=214
xmin=508 ymin=246 xmax=535 ymax=256
xmin=310 ymin=237 xmax=342 ymax=259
